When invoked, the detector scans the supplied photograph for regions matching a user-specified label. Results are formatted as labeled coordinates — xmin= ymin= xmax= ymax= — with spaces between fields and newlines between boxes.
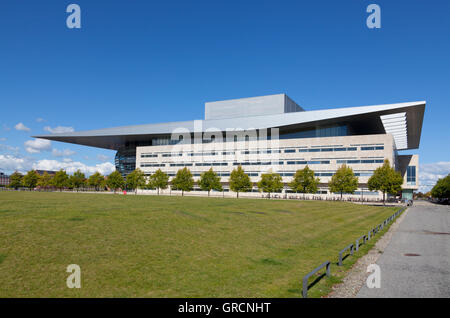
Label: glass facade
xmin=407 ymin=166 xmax=416 ymax=185
xmin=280 ymin=125 xmax=347 ymax=139
xmin=115 ymin=148 xmax=136 ymax=177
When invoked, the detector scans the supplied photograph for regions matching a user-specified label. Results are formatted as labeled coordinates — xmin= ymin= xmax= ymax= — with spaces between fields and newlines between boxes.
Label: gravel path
xmin=327 ymin=206 xmax=409 ymax=298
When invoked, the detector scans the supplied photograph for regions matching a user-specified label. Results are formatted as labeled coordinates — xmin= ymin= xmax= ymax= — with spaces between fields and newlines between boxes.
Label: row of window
xmin=141 ymin=159 xmax=384 ymax=168
xmin=141 ymin=146 xmax=385 ymax=158
xmin=336 ymin=159 xmax=384 ymax=164
xmin=144 ymin=171 xmax=374 ymax=178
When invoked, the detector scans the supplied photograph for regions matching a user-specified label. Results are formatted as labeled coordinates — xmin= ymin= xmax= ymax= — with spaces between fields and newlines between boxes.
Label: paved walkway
xmin=357 ymin=201 xmax=450 ymax=298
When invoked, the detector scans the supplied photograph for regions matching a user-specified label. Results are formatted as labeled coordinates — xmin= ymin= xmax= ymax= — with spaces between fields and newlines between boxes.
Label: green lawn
xmin=0 ymin=191 xmax=397 ymax=298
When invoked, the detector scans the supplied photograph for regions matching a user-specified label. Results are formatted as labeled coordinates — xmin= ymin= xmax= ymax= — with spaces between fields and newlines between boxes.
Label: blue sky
xmin=0 ymin=0 xmax=449 ymax=191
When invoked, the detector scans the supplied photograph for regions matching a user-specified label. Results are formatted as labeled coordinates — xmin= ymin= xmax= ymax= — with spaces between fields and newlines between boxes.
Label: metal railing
xmin=355 ymin=234 xmax=366 ymax=251
xmin=338 ymin=243 xmax=354 ymax=266
xmin=301 ymin=206 xmax=406 ymax=297
xmin=302 ymin=261 xmax=331 ymax=298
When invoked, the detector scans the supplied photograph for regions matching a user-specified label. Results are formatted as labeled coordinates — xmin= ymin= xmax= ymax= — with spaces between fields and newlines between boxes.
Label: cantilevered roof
xmin=34 ymin=101 xmax=425 ymax=151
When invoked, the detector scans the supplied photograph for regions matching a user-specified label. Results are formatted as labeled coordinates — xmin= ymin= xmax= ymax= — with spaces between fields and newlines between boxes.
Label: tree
xmin=171 ymin=167 xmax=194 ymax=196
xmin=257 ymin=171 xmax=283 ymax=198
xmin=106 ymin=171 xmax=125 ymax=193
xmin=430 ymin=174 xmax=450 ymax=200
xmin=289 ymin=166 xmax=320 ymax=195
xmin=22 ymin=170 xmax=39 ymax=190
xmin=88 ymin=172 xmax=104 ymax=191
xmin=368 ymin=160 xmax=403 ymax=205
xmin=37 ymin=172 xmax=53 ymax=190
xmin=69 ymin=170 xmax=86 ymax=192
xmin=9 ymin=171 xmax=23 ymax=189
xmin=199 ymin=168 xmax=223 ymax=196
xmin=149 ymin=169 xmax=169 ymax=195
xmin=126 ymin=169 xmax=146 ymax=194
xmin=229 ymin=166 xmax=252 ymax=198
xmin=329 ymin=164 xmax=359 ymax=200
xmin=52 ymin=169 xmax=69 ymax=191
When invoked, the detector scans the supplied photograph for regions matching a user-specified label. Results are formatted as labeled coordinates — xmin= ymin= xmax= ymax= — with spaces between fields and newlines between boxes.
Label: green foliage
xmin=37 ymin=172 xmax=53 ymax=189
xmin=106 ymin=171 xmax=125 ymax=193
xmin=22 ymin=170 xmax=39 ymax=189
xmin=126 ymin=169 xmax=146 ymax=194
xmin=149 ymin=169 xmax=169 ymax=195
xmin=430 ymin=174 xmax=450 ymax=199
xmin=171 ymin=167 xmax=194 ymax=196
xmin=328 ymin=164 xmax=359 ymax=199
xmin=289 ymin=166 xmax=320 ymax=194
xmin=8 ymin=171 xmax=23 ymax=189
xmin=69 ymin=170 xmax=86 ymax=191
xmin=368 ymin=160 xmax=403 ymax=203
xmin=199 ymin=168 xmax=222 ymax=196
xmin=257 ymin=171 xmax=283 ymax=198
xmin=52 ymin=169 xmax=69 ymax=191
xmin=88 ymin=172 xmax=104 ymax=191
xmin=229 ymin=166 xmax=252 ymax=198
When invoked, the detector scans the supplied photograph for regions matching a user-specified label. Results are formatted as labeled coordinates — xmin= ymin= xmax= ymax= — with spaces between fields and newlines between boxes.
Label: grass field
xmin=0 ymin=191 xmax=397 ymax=298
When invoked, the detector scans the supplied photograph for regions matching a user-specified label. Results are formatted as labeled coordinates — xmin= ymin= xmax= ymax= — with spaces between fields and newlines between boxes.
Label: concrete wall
xmin=136 ymin=133 xmax=397 ymax=198
xmin=398 ymin=154 xmax=419 ymax=190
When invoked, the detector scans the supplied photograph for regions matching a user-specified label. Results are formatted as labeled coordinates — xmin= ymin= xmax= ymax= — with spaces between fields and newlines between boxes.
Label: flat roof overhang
xmin=34 ymin=101 xmax=425 ymax=151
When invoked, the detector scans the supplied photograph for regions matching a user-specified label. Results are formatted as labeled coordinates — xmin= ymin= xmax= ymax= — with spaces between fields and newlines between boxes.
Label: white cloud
xmin=52 ymin=148 xmax=76 ymax=157
xmin=33 ymin=159 xmax=115 ymax=176
xmin=15 ymin=122 xmax=31 ymax=132
xmin=0 ymin=144 xmax=20 ymax=154
xmin=419 ymin=161 xmax=450 ymax=193
xmin=43 ymin=126 xmax=74 ymax=134
xmin=0 ymin=137 xmax=6 ymax=141
xmin=0 ymin=154 xmax=34 ymax=172
xmin=36 ymin=118 xmax=45 ymax=122
xmin=97 ymin=154 xmax=110 ymax=162
xmin=24 ymin=139 xmax=52 ymax=154
xmin=0 ymin=154 xmax=115 ymax=176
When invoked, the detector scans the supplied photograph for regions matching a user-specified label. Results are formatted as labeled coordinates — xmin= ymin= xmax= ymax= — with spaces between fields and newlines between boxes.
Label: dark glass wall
xmin=115 ymin=147 xmax=136 ymax=177
xmin=280 ymin=125 xmax=348 ymax=139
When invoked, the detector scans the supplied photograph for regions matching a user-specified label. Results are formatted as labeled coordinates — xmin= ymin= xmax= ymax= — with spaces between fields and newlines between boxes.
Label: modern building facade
xmin=35 ymin=94 xmax=425 ymax=199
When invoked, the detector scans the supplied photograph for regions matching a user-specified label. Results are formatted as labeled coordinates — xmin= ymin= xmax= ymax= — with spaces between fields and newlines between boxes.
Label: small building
xmin=35 ymin=170 xmax=57 ymax=176
xmin=0 ymin=172 xmax=10 ymax=186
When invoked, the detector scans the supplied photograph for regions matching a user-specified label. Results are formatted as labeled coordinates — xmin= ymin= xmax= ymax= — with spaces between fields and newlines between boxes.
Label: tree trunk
xmin=157 ymin=188 xmax=160 ymax=195
xmin=208 ymin=190 xmax=210 ymax=197
xmin=383 ymin=191 xmax=386 ymax=205
xmin=268 ymin=192 xmax=270 ymax=199
xmin=340 ymin=192 xmax=343 ymax=200
xmin=237 ymin=191 xmax=239 ymax=198
xmin=182 ymin=190 xmax=184 ymax=196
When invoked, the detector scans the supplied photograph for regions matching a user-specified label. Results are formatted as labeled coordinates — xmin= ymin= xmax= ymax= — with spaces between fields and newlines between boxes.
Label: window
xmin=361 ymin=146 xmax=384 ymax=151
xmin=407 ymin=166 xmax=416 ymax=185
